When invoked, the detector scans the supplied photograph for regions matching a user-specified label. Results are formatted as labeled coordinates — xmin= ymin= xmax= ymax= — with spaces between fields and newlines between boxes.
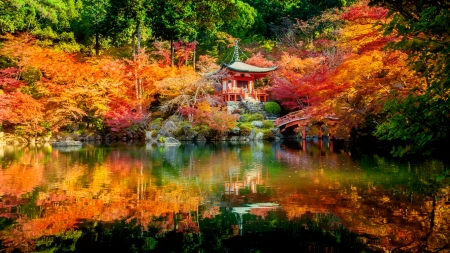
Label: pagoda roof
xmin=222 ymin=61 xmax=278 ymax=73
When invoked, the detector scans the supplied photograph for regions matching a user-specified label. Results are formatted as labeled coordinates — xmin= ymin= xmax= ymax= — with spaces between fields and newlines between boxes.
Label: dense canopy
xmin=0 ymin=0 xmax=449 ymax=156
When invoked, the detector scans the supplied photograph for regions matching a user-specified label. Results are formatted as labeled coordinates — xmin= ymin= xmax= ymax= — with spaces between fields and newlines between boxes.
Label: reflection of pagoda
xmin=224 ymin=171 xmax=262 ymax=195
xmin=217 ymin=40 xmax=277 ymax=102
xmin=223 ymin=165 xmax=271 ymax=205
xmin=232 ymin=203 xmax=280 ymax=235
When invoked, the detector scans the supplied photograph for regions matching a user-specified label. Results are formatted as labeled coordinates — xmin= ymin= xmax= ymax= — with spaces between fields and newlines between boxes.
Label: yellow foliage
xmin=279 ymin=53 xmax=321 ymax=75
xmin=196 ymin=100 xmax=211 ymax=111
xmin=333 ymin=51 xmax=384 ymax=86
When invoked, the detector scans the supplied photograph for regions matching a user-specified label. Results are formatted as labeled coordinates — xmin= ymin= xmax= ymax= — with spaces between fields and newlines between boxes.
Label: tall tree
xmin=369 ymin=0 xmax=450 ymax=155
xmin=73 ymin=0 xmax=110 ymax=55
xmin=102 ymin=0 xmax=153 ymax=54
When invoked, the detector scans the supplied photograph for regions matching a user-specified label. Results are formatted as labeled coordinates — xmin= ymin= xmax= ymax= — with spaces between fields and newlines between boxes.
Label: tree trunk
xmin=132 ymin=35 xmax=136 ymax=56
xmin=170 ymin=39 xmax=174 ymax=67
xmin=193 ymin=41 xmax=196 ymax=71
xmin=192 ymin=40 xmax=197 ymax=72
xmin=95 ymin=31 xmax=100 ymax=56
xmin=137 ymin=25 xmax=141 ymax=55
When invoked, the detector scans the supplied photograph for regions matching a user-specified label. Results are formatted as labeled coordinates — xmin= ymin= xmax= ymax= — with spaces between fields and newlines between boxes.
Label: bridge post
xmin=319 ymin=124 xmax=325 ymax=139
xmin=302 ymin=128 xmax=307 ymax=139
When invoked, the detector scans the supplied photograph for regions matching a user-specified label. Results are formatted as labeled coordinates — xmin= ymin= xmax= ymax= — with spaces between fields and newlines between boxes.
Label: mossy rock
xmin=249 ymin=113 xmax=264 ymax=121
xmin=262 ymin=129 xmax=274 ymax=139
xmin=240 ymin=125 xmax=252 ymax=136
xmin=262 ymin=120 xmax=275 ymax=129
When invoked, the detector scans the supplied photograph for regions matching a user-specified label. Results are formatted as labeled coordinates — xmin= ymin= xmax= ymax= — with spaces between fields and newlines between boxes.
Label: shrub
xmin=265 ymin=102 xmax=281 ymax=114
xmin=192 ymin=125 xmax=211 ymax=137
xmin=173 ymin=122 xmax=192 ymax=138
xmin=262 ymin=120 xmax=274 ymax=129
xmin=249 ymin=113 xmax=264 ymax=121
xmin=262 ymin=129 xmax=274 ymax=139
xmin=240 ymin=125 xmax=252 ymax=136
xmin=184 ymin=107 xmax=239 ymax=135
xmin=238 ymin=122 xmax=254 ymax=136
xmin=239 ymin=114 xmax=250 ymax=122
xmin=150 ymin=118 xmax=164 ymax=129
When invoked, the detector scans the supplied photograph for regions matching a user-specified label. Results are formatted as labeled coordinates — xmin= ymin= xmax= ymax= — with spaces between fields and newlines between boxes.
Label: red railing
xmin=275 ymin=111 xmax=309 ymax=127
xmin=220 ymin=88 xmax=269 ymax=102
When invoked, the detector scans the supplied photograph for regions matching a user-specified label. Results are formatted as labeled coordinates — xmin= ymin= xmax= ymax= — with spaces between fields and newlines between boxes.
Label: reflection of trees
xmin=0 ymin=145 xmax=206 ymax=252
xmin=0 ymin=160 xmax=44 ymax=198
xmin=0 ymin=142 xmax=449 ymax=252
xmin=199 ymin=209 xmax=369 ymax=252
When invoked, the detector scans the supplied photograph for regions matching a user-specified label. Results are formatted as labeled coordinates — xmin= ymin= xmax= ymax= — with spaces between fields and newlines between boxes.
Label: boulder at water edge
xmin=164 ymin=137 xmax=181 ymax=146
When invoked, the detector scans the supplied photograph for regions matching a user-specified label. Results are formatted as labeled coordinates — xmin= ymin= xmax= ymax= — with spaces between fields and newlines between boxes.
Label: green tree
xmin=152 ymin=0 xmax=239 ymax=65
xmin=72 ymin=0 xmax=110 ymax=55
xmin=102 ymin=0 xmax=154 ymax=54
xmin=0 ymin=0 xmax=82 ymax=52
xmin=225 ymin=1 xmax=259 ymax=39
xmin=370 ymin=0 xmax=450 ymax=155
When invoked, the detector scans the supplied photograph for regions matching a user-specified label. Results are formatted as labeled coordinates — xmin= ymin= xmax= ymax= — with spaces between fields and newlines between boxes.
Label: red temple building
xmin=217 ymin=41 xmax=277 ymax=102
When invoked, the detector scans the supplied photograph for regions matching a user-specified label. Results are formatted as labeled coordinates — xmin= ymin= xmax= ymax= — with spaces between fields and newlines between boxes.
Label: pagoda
xmin=217 ymin=40 xmax=277 ymax=102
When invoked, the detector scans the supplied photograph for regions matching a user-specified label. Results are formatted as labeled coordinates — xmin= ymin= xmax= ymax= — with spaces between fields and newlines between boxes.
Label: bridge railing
xmin=275 ymin=111 xmax=309 ymax=127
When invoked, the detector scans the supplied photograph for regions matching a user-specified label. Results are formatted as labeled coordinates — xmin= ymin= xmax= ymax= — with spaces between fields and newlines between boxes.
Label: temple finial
xmin=232 ymin=39 xmax=240 ymax=62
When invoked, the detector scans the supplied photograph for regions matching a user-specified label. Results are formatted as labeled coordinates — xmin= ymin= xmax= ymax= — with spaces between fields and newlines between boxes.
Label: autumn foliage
xmin=264 ymin=2 xmax=422 ymax=138
xmin=0 ymin=35 xmax=183 ymax=136
xmin=0 ymin=1 xmax=434 ymax=144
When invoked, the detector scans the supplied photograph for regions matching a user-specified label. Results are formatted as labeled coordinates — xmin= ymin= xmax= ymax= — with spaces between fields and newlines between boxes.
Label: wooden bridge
xmin=274 ymin=110 xmax=340 ymax=139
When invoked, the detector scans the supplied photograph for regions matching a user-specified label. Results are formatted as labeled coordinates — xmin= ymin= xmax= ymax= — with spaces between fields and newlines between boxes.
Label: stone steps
xmin=227 ymin=100 xmax=273 ymax=120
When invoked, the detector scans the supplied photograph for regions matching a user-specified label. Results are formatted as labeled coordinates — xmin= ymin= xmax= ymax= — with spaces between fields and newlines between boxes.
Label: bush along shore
xmin=0 ymin=112 xmax=325 ymax=146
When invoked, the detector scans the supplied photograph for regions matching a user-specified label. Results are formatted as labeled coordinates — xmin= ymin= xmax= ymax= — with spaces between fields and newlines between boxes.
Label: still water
xmin=0 ymin=140 xmax=449 ymax=252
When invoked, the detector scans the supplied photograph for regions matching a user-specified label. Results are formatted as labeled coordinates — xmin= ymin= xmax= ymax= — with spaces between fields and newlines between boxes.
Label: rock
xmin=255 ymin=132 xmax=264 ymax=140
xmin=164 ymin=137 xmax=181 ymax=146
xmin=197 ymin=134 xmax=207 ymax=142
xmin=251 ymin=121 xmax=263 ymax=128
xmin=159 ymin=120 xmax=177 ymax=137
xmin=271 ymin=128 xmax=282 ymax=139
xmin=214 ymin=135 xmax=227 ymax=141
xmin=248 ymin=129 xmax=256 ymax=140
xmin=145 ymin=131 xmax=152 ymax=141
xmin=230 ymin=136 xmax=239 ymax=141
xmin=52 ymin=140 xmax=83 ymax=147
xmin=183 ymin=132 xmax=196 ymax=141
xmin=231 ymin=127 xmax=240 ymax=134
xmin=179 ymin=125 xmax=196 ymax=141
xmin=53 ymin=145 xmax=82 ymax=152
xmin=239 ymin=115 xmax=249 ymax=122
xmin=239 ymin=136 xmax=249 ymax=142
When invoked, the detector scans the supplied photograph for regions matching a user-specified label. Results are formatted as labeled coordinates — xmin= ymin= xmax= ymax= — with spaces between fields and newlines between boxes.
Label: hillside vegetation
xmin=0 ymin=0 xmax=449 ymax=155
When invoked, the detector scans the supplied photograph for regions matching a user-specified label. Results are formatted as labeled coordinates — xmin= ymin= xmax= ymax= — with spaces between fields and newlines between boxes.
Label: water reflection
xmin=0 ymin=141 xmax=449 ymax=252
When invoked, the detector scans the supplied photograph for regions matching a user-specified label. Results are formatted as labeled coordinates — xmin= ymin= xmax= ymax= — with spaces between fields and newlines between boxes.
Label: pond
xmin=0 ymin=140 xmax=449 ymax=252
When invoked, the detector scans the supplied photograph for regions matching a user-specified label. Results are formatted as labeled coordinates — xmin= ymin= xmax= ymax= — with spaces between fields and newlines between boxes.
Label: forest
xmin=0 ymin=0 xmax=449 ymax=156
